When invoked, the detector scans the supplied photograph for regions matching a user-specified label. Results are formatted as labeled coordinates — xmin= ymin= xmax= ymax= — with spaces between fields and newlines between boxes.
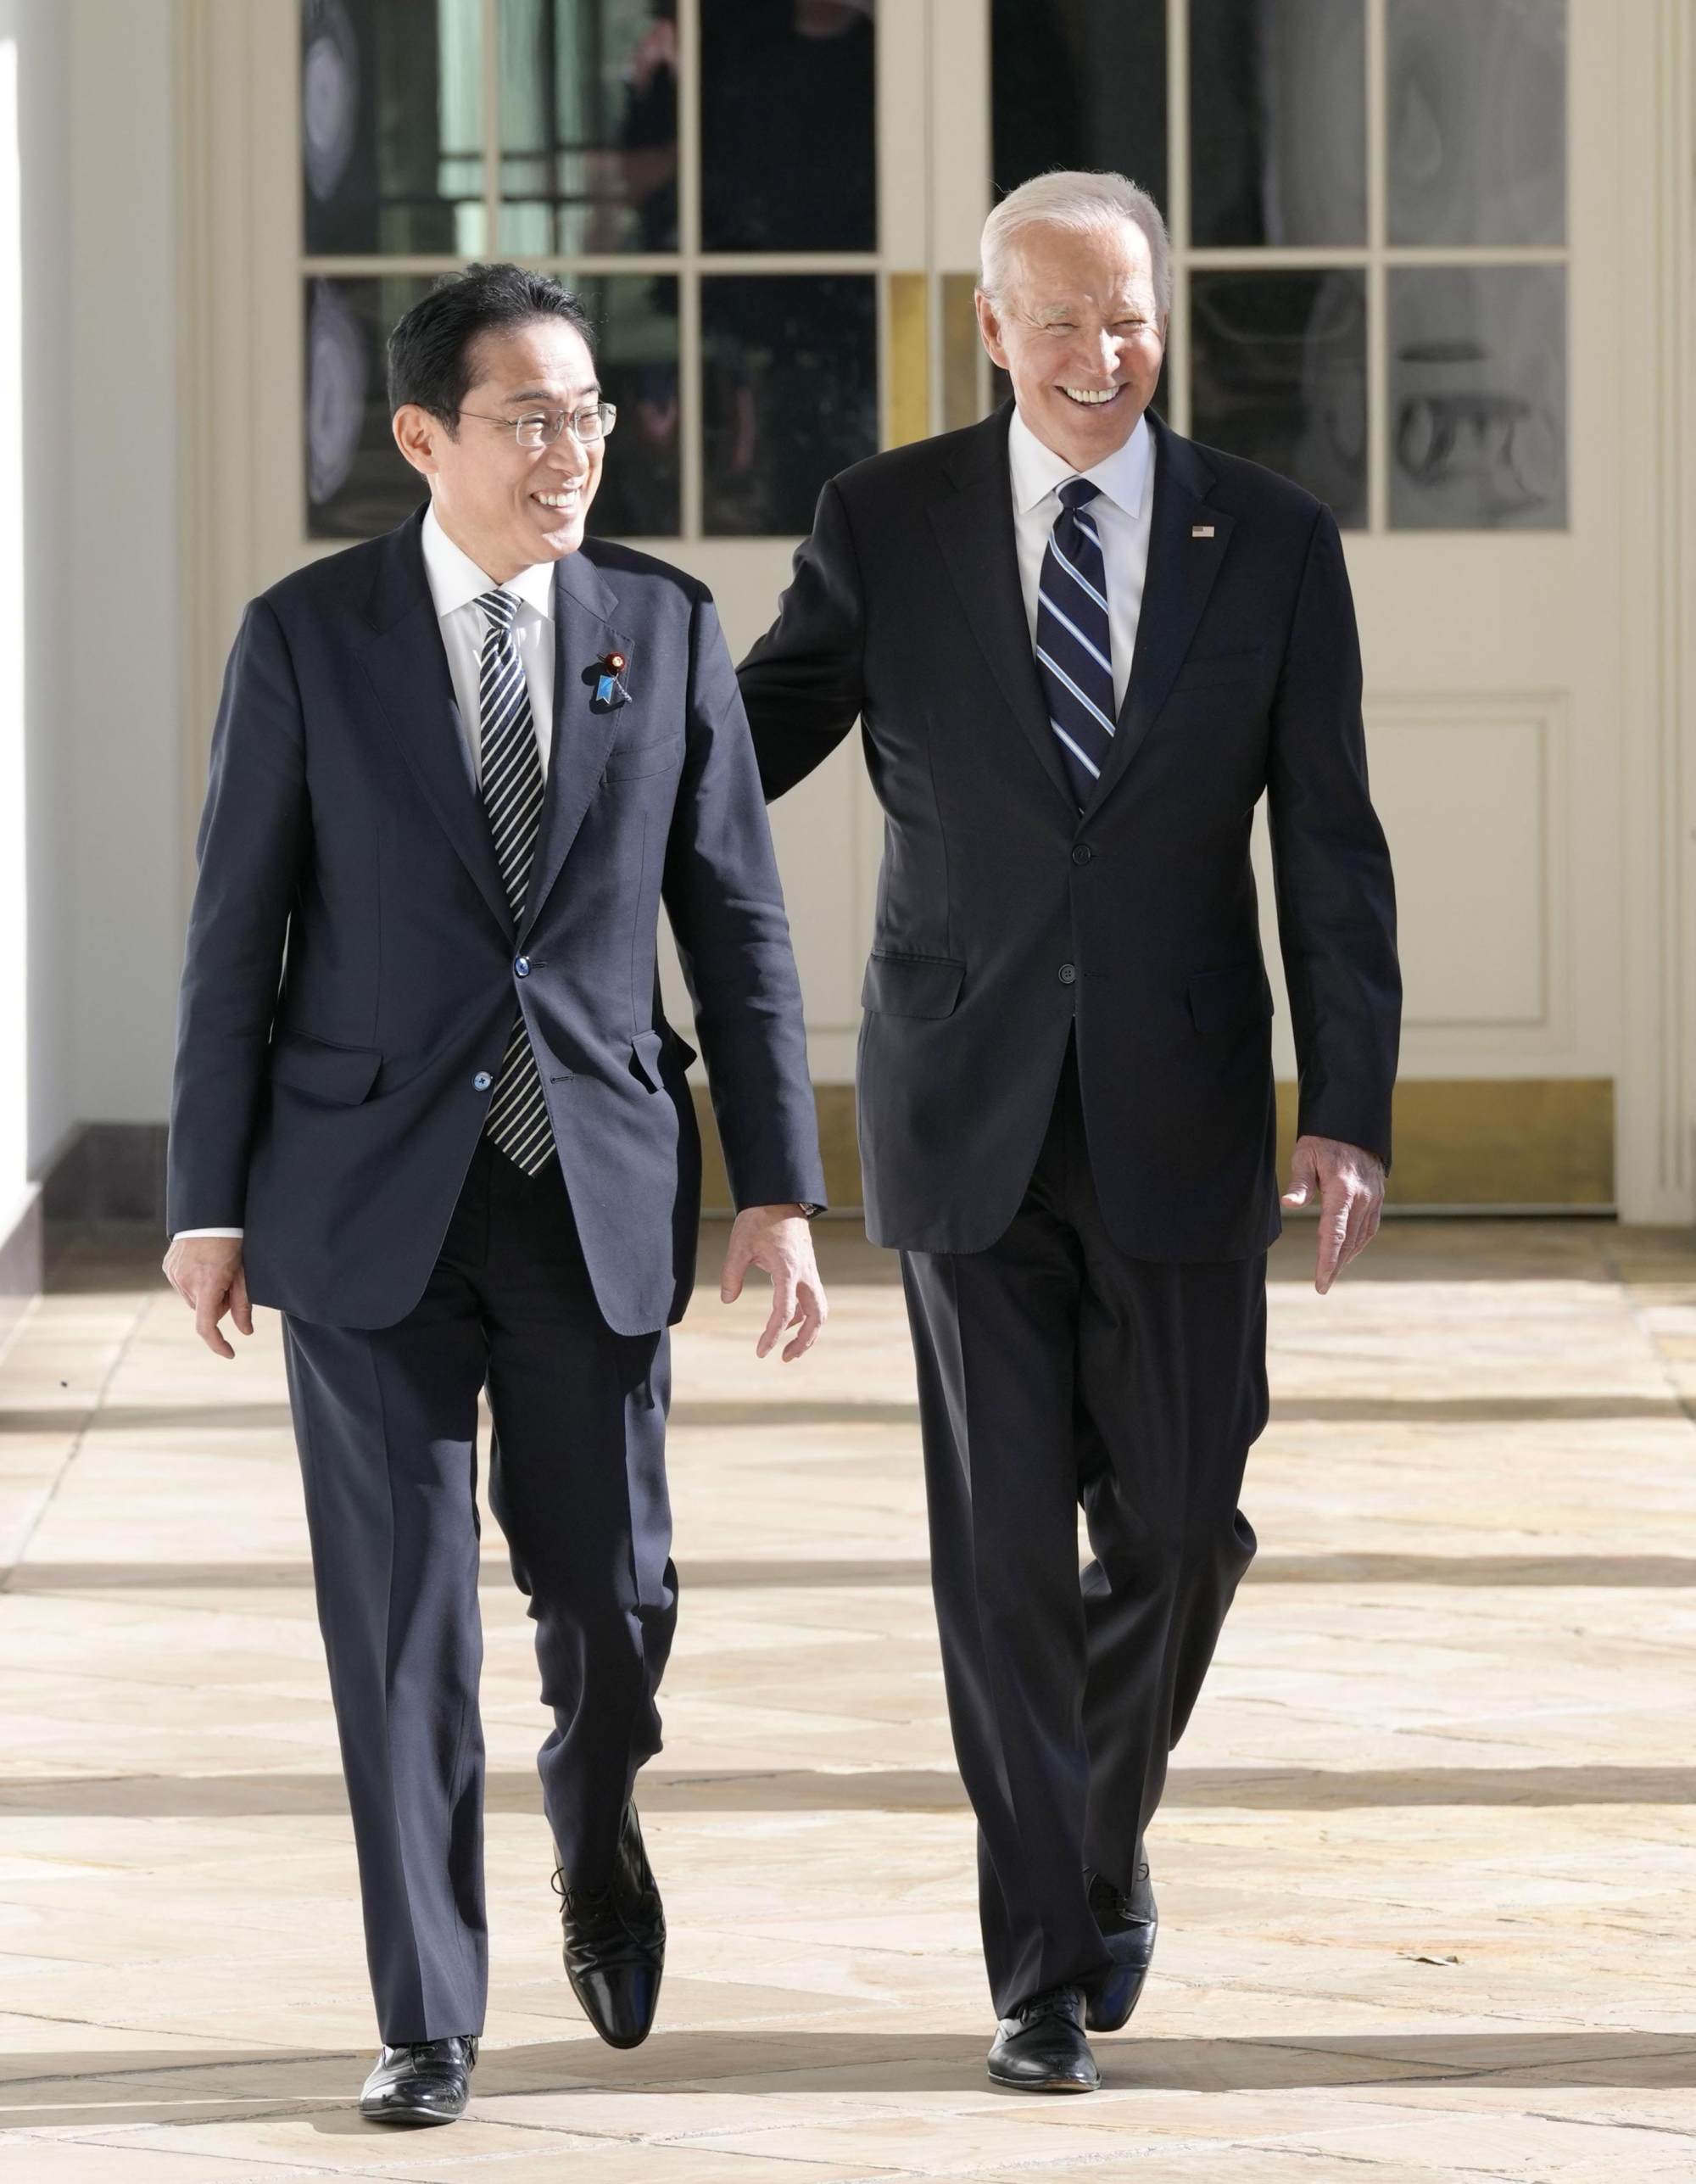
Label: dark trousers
xmin=281 ymin=1135 xmax=676 ymax=2043
xmin=901 ymin=1040 xmax=1267 ymax=2018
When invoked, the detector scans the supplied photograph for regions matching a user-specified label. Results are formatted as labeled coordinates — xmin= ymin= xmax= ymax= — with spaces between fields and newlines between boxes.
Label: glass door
xmin=266 ymin=0 xmax=1643 ymax=1207
xmin=290 ymin=0 xmax=927 ymax=1086
xmin=979 ymin=0 xmax=1627 ymax=1211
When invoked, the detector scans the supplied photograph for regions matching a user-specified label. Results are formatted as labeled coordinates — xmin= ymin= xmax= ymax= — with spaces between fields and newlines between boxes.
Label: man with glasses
xmin=165 ymin=262 xmax=828 ymax=2125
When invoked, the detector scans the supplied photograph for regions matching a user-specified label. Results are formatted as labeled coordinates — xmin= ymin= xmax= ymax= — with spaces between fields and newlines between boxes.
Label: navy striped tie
xmin=1036 ymin=478 xmax=1115 ymax=808
xmin=475 ymin=588 xmax=555 ymax=1176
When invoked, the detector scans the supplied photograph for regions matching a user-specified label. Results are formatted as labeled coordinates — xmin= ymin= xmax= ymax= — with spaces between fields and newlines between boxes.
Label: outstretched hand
xmin=718 ymin=1205 xmax=828 ymax=1361
xmin=1281 ymin=1135 xmax=1385 ymax=1294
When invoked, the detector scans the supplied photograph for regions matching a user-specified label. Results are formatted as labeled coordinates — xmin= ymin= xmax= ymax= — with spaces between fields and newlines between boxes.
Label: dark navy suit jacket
xmin=739 ymin=405 xmax=1399 ymax=1261
xmin=168 ymin=508 xmax=825 ymax=1334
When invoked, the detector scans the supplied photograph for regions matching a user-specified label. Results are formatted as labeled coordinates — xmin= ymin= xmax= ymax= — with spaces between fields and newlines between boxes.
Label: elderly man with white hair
xmin=739 ymin=171 xmax=1400 ymax=2092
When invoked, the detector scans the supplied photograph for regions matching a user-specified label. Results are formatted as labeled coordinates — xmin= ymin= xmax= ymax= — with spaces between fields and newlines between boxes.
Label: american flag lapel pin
xmin=1192 ymin=523 xmax=1216 ymax=539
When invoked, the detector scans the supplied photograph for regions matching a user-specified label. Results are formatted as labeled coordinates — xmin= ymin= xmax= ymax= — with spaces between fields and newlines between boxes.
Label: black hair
xmin=386 ymin=262 xmax=597 ymax=429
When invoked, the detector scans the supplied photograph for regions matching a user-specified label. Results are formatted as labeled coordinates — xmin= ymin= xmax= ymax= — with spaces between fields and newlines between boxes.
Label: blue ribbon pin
xmin=589 ymin=649 xmax=630 ymax=710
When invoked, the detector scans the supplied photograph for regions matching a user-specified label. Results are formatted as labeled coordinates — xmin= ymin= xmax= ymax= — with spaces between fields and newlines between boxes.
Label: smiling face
xmin=977 ymin=218 xmax=1167 ymax=472
xmin=392 ymin=316 xmax=604 ymax=583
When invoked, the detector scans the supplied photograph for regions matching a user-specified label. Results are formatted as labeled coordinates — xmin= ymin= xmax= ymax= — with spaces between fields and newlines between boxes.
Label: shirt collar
xmin=1007 ymin=404 xmax=1152 ymax=522
xmin=421 ymin=503 xmax=558 ymax=624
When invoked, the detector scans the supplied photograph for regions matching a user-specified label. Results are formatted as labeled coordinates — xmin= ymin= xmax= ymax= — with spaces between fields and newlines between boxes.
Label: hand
xmin=718 ymin=1205 xmax=828 ymax=1362
xmin=1281 ymin=1136 xmax=1385 ymax=1295
xmin=162 ymin=1236 xmax=254 ymax=1359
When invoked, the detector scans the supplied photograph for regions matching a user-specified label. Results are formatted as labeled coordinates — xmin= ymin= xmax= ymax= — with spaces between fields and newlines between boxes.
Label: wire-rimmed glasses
xmin=458 ymin=402 xmax=619 ymax=450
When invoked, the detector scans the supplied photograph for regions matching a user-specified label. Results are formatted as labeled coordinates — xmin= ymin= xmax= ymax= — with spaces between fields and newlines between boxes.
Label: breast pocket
xmin=1171 ymin=646 xmax=1268 ymax=691
xmin=604 ymin=732 xmax=685 ymax=783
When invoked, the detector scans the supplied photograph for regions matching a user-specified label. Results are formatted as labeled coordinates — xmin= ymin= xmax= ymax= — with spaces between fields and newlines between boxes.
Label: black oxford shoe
xmin=555 ymin=1801 xmax=665 ymax=2048
xmin=358 ymin=2035 xmax=477 ymax=2125
xmin=987 ymin=1985 xmax=1100 ymax=2093
xmin=1084 ymin=1852 xmax=1158 ymax=2033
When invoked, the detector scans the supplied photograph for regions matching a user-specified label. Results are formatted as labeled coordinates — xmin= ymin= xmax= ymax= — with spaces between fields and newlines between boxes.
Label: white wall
xmin=12 ymin=0 xmax=71 ymax=1204
xmin=10 ymin=0 xmax=181 ymax=1213
xmin=62 ymin=0 xmax=180 ymax=1135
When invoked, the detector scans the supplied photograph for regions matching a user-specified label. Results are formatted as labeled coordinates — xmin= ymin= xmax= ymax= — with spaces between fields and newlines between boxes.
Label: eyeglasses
xmin=457 ymin=402 xmax=618 ymax=450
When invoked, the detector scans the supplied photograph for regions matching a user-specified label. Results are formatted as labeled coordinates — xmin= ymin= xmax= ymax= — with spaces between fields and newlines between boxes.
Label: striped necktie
xmin=475 ymin=588 xmax=555 ymax=1175
xmin=1035 ymin=477 xmax=1115 ymax=809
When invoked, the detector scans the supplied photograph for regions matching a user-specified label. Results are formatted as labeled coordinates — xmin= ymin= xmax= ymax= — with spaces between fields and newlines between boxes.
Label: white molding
xmin=1186 ymin=246 xmax=1570 ymax=269
xmin=1615 ymin=0 xmax=1696 ymax=1221
xmin=1365 ymin=690 xmax=1571 ymax=1051
xmin=172 ymin=0 xmax=236 ymax=918
xmin=173 ymin=0 xmax=299 ymax=905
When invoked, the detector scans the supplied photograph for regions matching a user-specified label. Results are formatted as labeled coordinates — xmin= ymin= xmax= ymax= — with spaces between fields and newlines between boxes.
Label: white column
xmin=0 ymin=12 xmax=28 ymax=1251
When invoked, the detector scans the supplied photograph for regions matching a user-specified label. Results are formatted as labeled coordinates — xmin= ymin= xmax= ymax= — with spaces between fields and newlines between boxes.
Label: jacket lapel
xmin=1085 ymin=411 xmax=1235 ymax=815
xmin=518 ymin=545 xmax=632 ymax=942
xmin=929 ymin=405 xmax=1077 ymax=811
xmin=360 ymin=511 xmax=514 ymax=939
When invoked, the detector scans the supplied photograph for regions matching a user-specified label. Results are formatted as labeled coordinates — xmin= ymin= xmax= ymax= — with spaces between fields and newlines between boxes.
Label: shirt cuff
xmin=173 ymin=1228 xmax=244 ymax=1239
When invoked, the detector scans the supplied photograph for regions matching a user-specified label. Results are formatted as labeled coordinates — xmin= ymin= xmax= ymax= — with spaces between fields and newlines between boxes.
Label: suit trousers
xmin=901 ymin=1037 xmax=1267 ymax=2018
xmin=281 ymin=1135 xmax=677 ymax=2043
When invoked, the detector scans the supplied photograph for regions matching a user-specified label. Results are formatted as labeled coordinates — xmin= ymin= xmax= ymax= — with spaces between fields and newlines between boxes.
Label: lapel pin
xmin=589 ymin=650 xmax=631 ymax=708
xmin=1191 ymin=523 xmax=1216 ymax=539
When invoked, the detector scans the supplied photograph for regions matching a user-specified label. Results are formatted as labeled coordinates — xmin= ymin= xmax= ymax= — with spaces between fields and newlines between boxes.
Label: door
xmin=192 ymin=0 xmax=1695 ymax=1216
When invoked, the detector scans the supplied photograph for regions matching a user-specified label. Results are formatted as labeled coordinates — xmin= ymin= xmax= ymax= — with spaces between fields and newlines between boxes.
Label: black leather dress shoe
xmin=555 ymin=1801 xmax=665 ymax=2048
xmin=987 ymin=1985 xmax=1100 ymax=2092
xmin=358 ymin=2035 xmax=477 ymax=2125
xmin=1084 ymin=1852 xmax=1158 ymax=2033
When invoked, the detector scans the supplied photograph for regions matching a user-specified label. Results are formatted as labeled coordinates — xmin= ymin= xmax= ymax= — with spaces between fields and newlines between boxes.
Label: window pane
xmin=1389 ymin=266 xmax=1565 ymax=529
xmin=498 ymin=0 xmax=678 ymax=254
xmin=1189 ymin=270 xmax=1367 ymax=527
xmin=702 ymin=276 xmax=877 ymax=535
xmin=1388 ymin=0 xmax=1565 ymax=245
xmin=582 ymin=276 xmax=681 ymax=538
xmin=305 ymin=275 xmax=434 ymax=539
xmin=1190 ymin=0 xmax=1364 ymax=246
xmin=700 ymin=0 xmax=875 ymax=253
xmin=992 ymin=0 xmax=1166 ymax=221
xmin=301 ymin=0 xmax=486 ymax=255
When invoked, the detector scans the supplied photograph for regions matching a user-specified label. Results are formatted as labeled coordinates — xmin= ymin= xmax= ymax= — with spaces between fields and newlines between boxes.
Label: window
xmin=299 ymin=0 xmax=880 ymax=543
xmin=992 ymin=0 xmax=1569 ymax=530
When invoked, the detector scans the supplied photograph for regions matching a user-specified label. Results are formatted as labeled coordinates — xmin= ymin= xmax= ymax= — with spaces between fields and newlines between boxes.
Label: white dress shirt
xmin=175 ymin=506 xmax=561 ymax=1239
xmin=421 ymin=502 xmax=558 ymax=783
xmin=1007 ymin=405 xmax=1156 ymax=715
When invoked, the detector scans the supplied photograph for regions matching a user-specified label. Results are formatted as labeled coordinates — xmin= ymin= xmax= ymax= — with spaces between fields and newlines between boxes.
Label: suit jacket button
xmin=1058 ymin=963 xmax=1077 ymax=986
xmin=473 ymin=1071 xmax=494 ymax=1091
xmin=515 ymin=956 xmax=530 ymax=977
xmin=1071 ymin=844 xmax=1092 ymax=865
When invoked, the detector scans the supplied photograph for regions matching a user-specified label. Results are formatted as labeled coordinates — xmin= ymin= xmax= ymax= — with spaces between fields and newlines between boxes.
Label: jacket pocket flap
xmin=862 ymin=952 xmax=966 ymax=1019
xmin=630 ymin=1030 xmax=667 ymax=1090
xmin=1173 ymin=647 xmax=1267 ymax=688
xmin=268 ymin=1032 xmax=382 ymax=1104
xmin=1187 ymin=963 xmax=1273 ymax=1034
xmin=605 ymin=733 xmax=685 ymax=781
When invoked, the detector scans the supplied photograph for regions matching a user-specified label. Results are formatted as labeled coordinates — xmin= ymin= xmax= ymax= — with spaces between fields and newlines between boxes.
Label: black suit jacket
xmin=168 ymin=510 xmax=825 ymax=1334
xmin=738 ymin=405 xmax=1399 ymax=1261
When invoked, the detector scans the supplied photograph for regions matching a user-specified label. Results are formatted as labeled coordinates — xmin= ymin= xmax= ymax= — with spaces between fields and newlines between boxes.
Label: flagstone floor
xmin=2 ymin=1214 xmax=1695 ymax=2181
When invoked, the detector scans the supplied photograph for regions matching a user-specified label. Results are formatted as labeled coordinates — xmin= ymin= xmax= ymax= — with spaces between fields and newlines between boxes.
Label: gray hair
xmin=980 ymin=170 xmax=1172 ymax=321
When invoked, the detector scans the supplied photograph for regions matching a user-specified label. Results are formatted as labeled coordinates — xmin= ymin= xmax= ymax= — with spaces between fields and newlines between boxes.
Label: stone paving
xmin=1 ymin=1215 xmax=1694 ymax=2181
